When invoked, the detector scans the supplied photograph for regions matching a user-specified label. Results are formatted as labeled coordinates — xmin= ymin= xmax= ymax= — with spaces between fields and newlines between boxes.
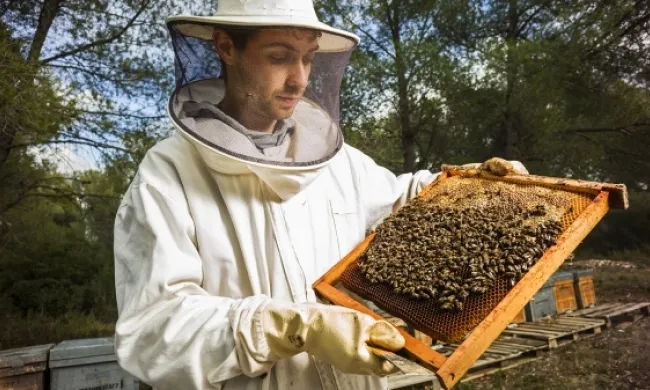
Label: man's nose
xmin=287 ymin=61 xmax=309 ymax=90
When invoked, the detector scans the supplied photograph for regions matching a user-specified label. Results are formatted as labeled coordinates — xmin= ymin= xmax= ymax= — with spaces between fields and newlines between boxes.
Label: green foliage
xmin=579 ymin=191 xmax=650 ymax=257
xmin=0 ymin=1 xmax=173 ymax=342
xmin=0 ymin=311 xmax=115 ymax=350
xmin=0 ymin=177 xmax=104 ymax=315
xmin=324 ymin=0 xmax=650 ymax=184
xmin=0 ymin=21 xmax=78 ymax=164
xmin=321 ymin=0 xmax=650 ymax=258
xmin=0 ymin=0 xmax=648 ymax=351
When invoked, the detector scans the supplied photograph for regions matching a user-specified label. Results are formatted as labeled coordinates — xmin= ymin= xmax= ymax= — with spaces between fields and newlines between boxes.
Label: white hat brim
xmin=167 ymin=15 xmax=359 ymax=52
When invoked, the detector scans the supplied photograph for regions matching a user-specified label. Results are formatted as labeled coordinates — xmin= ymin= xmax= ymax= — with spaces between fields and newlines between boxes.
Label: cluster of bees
xmin=358 ymin=198 xmax=563 ymax=311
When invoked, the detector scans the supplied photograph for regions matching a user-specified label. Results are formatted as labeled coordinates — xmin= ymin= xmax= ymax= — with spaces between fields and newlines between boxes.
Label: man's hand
xmin=461 ymin=157 xmax=529 ymax=176
xmin=260 ymin=301 xmax=404 ymax=376
xmin=479 ymin=157 xmax=529 ymax=176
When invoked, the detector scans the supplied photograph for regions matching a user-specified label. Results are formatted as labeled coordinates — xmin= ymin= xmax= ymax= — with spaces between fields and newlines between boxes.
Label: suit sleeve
xmin=113 ymin=179 xmax=277 ymax=389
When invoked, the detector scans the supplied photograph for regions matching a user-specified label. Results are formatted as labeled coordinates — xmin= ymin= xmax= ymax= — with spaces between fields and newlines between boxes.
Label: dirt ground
xmin=456 ymin=316 xmax=650 ymax=390
xmin=452 ymin=263 xmax=650 ymax=390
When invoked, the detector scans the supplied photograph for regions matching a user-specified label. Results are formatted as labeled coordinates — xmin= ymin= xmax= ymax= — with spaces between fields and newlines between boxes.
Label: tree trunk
xmin=386 ymin=2 xmax=416 ymax=172
xmin=501 ymin=0 xmax=519 ymax=160
xmin=28 ymin=0 xmax=61 ymax=62
xmin=0 ymin=116 xmax=17 ymax=170
xmin=0 ymin=0 xmax=61 ymax=172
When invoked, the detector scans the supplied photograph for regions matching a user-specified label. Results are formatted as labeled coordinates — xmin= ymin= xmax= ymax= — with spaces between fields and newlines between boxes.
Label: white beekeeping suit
xmin=112 ymin=1 xmax=508 ymax=389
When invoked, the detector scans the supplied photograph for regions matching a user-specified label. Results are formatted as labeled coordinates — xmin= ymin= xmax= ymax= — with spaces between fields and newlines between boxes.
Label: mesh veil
xmin=166 ymin=21 xmax=355 ymax=166
xmin=168 ymin=23 xmax=353 ymax=124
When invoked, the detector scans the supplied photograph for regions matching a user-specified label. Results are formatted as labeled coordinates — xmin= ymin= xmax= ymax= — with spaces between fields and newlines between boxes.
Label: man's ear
xmin=213 ymin=29 xmax=236 ymax=65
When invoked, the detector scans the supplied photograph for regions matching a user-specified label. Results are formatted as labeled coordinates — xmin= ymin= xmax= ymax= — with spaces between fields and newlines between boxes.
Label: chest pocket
xmin=329 ymin=197 xmax=364 ymax=259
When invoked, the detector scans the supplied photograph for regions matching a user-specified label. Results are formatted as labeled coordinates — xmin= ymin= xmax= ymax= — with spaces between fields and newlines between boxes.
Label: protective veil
xmin=113 ymin=2 xmax=439 ymax=389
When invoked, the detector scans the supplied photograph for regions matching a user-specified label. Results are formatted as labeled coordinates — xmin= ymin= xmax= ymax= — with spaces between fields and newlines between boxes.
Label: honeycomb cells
xmin=340 ymin=177 xmax=595 ymax=342
xmin=358 ymin=201 xmax=563 ymax=311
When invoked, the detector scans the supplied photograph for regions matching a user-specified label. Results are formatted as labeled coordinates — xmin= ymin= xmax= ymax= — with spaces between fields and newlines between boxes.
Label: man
xmin=113 ymin=1 xmax=526 ymax=389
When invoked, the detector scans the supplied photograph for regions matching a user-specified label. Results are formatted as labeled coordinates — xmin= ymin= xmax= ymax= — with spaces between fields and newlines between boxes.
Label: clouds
xmin=31 ymin=144 xmax=99 ymax=174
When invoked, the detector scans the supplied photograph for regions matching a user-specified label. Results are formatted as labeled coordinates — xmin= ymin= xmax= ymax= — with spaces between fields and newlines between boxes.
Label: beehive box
xmin=0 ymin=344 xmax=53 ymax=390
xmin=49 ymin=338 xmax=140 ymax=390
xmin=573 ymin=269 xmax=596 ymax=308
xmin=524 ymin=275 xmax=559 ymax=322
xmin=313 ymin=165 xmax=628 ymax=389
xmin=553 ymin=273 xmax=578 ymax=313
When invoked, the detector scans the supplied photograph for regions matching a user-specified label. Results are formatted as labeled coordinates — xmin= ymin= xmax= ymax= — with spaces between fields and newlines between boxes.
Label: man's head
xmin=213 ymin=27 xmax=321 ymax=131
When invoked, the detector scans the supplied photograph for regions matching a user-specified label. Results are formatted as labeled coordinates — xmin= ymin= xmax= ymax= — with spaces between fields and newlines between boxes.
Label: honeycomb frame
xmin=312 ymin=167 xmax=627 ymax=389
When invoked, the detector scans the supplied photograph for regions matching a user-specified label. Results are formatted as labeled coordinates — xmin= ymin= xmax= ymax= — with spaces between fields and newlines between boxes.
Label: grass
xmin=0 ymin=311 xmax=115 ymax=350
xmin=592 ymin=268 xmax=650 ymax=302
xmin=607 ymin=246 xmax=650 ymax=267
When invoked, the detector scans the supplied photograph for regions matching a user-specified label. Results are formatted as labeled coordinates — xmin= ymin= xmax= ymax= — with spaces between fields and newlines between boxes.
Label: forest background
xmin=1 ymin=0 xmax=649 ymax=348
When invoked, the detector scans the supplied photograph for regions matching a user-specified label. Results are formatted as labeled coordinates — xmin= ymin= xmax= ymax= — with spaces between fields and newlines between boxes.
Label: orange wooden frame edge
xmin=313 ymin=169 xmax=615 ymax=388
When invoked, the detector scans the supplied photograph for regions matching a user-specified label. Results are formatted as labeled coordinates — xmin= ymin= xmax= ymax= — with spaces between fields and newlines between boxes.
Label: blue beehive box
xmin=524 ymin=271 xmax=574 ymax=321
xmin=49 ymin=338 xmax=140 ymax=390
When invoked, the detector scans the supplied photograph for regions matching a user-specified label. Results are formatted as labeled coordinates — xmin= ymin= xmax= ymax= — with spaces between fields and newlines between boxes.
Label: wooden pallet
xmin=446 ymin=336 xmax=547 ymax=382
xmin=388 ymin=374 xmax=440 ymax=390
xmin=500 ymin=316 xmax=605 ymax=348
xmin=389 ymin=304 xmax=645 ymax=388
xmin=388 ymin=335 xmax=547 ymax=389
xmin=565 ymin=302 xmax=650 ymax=327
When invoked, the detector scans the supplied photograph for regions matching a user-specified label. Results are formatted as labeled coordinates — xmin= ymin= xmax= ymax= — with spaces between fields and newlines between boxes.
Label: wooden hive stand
xmin=313 ymin=167 xmax=628 ymax=389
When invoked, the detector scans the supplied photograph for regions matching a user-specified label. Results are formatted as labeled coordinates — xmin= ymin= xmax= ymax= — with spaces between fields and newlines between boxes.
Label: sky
xmin=31 ymin=144 xmax=97 ymax=174
xmin=6 ymin=2 xmax=183 ymax=175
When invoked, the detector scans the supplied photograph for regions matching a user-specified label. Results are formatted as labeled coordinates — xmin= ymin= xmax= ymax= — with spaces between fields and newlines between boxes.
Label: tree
xmin=0 ymin=0 xmax=201 ymax=324
xmin=319 ymin=0 xmax=455 ymax=172
xmin=0 ymin=21 xmax=76 ymax=215
xmin=0 ymin=0 xmax=187 ymax=174
xmin=432 ymin=0 xmax=650 ymax=184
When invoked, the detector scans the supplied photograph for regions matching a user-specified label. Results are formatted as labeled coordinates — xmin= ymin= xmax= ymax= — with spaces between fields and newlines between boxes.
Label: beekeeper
xmin=113 ymin=1 xmax=527 ymax=389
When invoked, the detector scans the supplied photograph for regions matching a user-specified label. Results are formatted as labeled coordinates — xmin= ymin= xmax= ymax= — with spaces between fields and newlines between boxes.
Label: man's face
xmin=222 ymin=29 xmax=319 ymax=122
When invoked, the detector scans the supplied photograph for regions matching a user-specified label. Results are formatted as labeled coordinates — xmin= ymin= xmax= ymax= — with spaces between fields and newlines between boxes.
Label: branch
xmin=587 ymin=0 xmax=650 ymax=58
xmin=10 ymin=139 xmax=130 ymax=154
xmin=563 ymin=122 xmax=650 ymax=136
xmin=32 ymin=184 xmax=122 ymax=200
xmin=1 ymin=176 xmax=78 ymax=214
xmin=575 ymin=133 xmax=650 ymax=161
xmin=40 ymin=1 xmax=150 ymax=64
xmin=337 ymin=7 xmax=395 ymax=59
xmin=414 ymin=10 xmax=435 ymax=47
xmin=47 ymin=63 xmax=143 ymax=83
xmin=58 ymin=4 xmax=143 ymax=22
xmin=28 ymin=0 xmax=62 ymax=62
xmin=517 ymin=4 xmax=547 ymax=36
xmin=77 ymin=109 xmax=165 ymax=120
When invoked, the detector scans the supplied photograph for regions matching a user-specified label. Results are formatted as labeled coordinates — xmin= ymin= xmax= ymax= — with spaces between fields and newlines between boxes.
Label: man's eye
xmin=303 ymin=57 xmax=314 ymax=65
xmin=269 ymin=55 xmax=290 ymax=63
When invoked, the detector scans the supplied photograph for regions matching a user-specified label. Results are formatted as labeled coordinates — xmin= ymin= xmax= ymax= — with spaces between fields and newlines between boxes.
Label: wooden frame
xmin=313 ymin=168 xmax=628 ymax=389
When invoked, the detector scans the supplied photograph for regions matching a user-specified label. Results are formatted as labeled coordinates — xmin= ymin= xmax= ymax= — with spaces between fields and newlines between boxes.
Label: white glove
xmin=260 ymin=300 xmax=405 ymax=376
xmin=462 ymin=157 xmax=529 ymax=176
